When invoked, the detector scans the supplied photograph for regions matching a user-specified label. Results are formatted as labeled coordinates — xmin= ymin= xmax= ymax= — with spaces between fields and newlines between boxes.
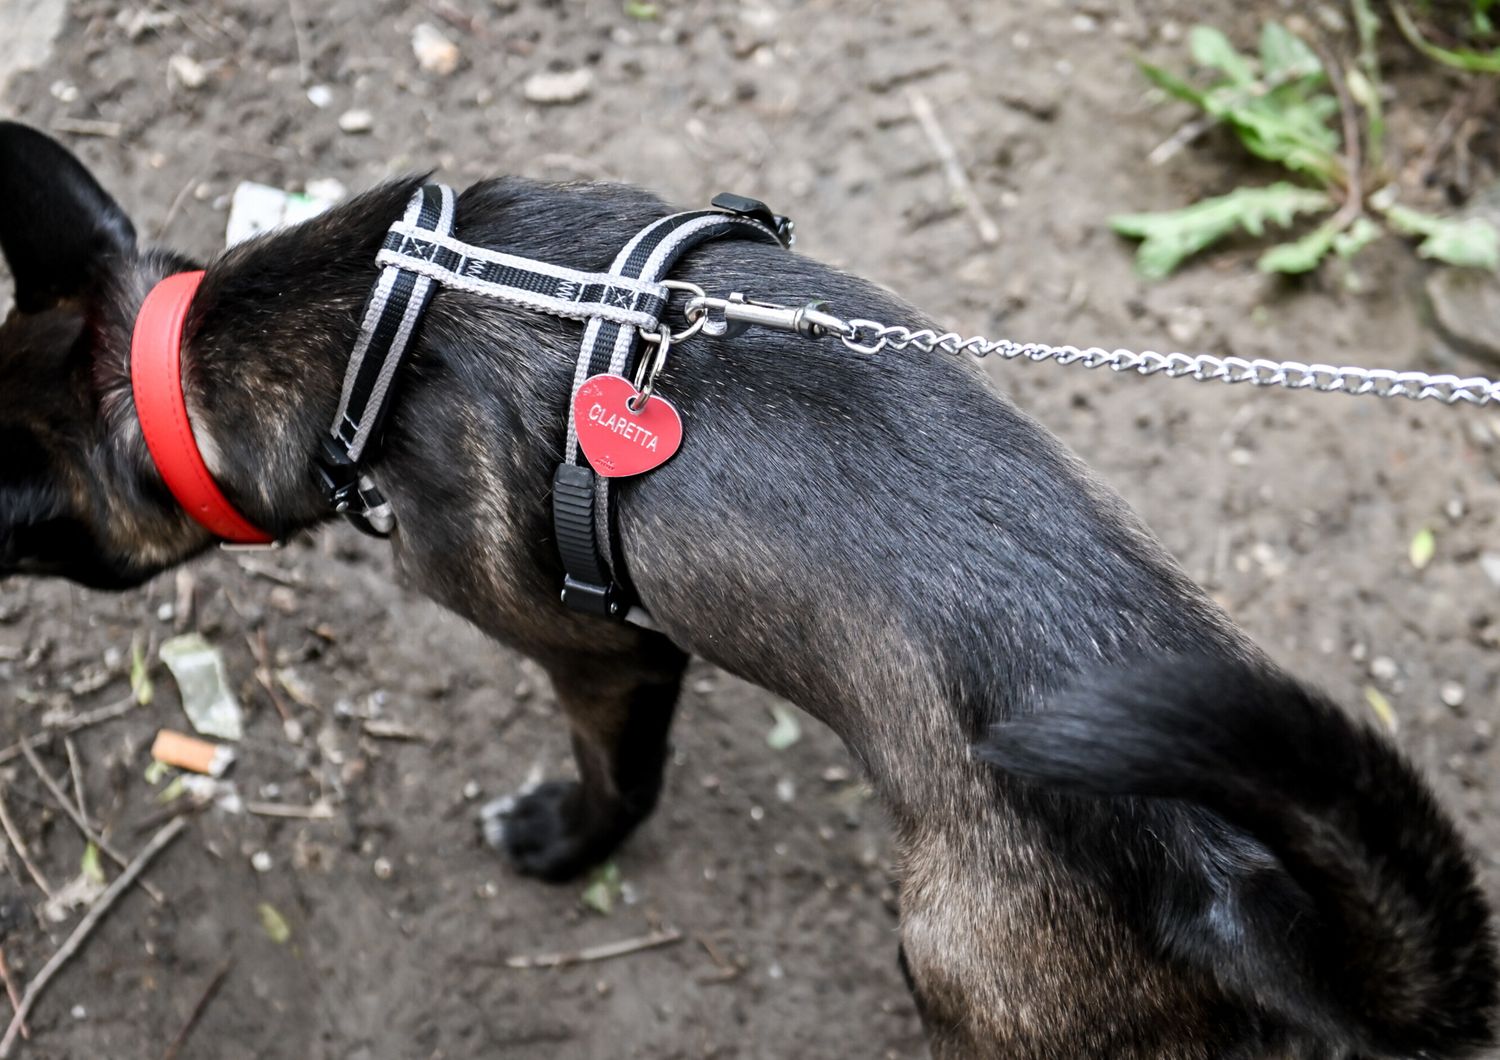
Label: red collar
xmin=130 ymin=271 xmax=274 ymax=545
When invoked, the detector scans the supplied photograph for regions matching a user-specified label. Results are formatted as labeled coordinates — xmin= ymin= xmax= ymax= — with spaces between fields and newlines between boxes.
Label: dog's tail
xmin=978 ymin=653 xmax=1498 ymax=1059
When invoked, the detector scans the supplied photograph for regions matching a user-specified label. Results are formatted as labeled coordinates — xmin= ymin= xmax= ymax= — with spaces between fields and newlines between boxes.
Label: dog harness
xmin=131 ymin=183 xmax=793 ymax=623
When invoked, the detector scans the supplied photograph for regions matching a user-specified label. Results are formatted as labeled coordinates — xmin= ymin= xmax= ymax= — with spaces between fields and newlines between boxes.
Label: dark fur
xmin=1 ymin=120 xmax=1494 ymax=1058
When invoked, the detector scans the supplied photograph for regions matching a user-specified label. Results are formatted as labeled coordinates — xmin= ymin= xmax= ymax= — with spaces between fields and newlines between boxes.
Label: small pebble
xmin=373 ymin=856 xmax=394 ymax=880
xmin=71 ymin=1005 xmax=86 ymax=1020
xmin=1480 ymin=552 xmax=1500 ymax=589
xmin=306 ymin=84 xmax=333 ymax=108
xmin=462 ymin=780 xmax=481 ymax=800
xmin=776 ymin=778 xmax=796 ymax=803
xmin=1441 ymin=681 xmax=1467 ymax=708
xmin=1370 ymin=656 xmax=1399 ymax=682
xmin=522 ymin=68 xmax=594 ymax=105
xmin=251 ymin=850 xmax=273 ymax=873
xmin=749 ymin=804 xmax=764 ymax=822
xmin=338 ymin=108 xmax=375 ymax=134
xmin=157 ymin=602 xmax=175 ymax=622
xmin=168 ymin=53 xmax=209 ymax=90
xmin=412 ymin=22 xmax=461 ymax=76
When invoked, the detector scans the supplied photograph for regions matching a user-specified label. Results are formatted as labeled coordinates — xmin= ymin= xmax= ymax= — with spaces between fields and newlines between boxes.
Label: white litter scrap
xmin=158 ymin=633 xmax=245 ymax=741
xmin=225 ymin=180 xmax=344 ymax=248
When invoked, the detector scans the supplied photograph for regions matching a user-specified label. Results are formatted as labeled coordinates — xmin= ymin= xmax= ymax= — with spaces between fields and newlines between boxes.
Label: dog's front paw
xmin=479 ymin=780 xmax=617 ymax=882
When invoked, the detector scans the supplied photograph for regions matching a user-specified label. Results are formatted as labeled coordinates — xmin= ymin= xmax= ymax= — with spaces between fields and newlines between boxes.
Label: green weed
xmin=1113 ymin=18 xmax=1499 ymax=278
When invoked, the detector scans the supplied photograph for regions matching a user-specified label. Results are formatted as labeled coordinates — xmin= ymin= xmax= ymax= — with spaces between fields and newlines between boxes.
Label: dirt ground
xmin=1 ymin=0 xmax=1499 ymax=1057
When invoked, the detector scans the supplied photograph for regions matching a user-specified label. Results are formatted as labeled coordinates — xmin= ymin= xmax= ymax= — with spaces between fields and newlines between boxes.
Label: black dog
xmin=0 ymin=120 xmax=1494 ymax=1058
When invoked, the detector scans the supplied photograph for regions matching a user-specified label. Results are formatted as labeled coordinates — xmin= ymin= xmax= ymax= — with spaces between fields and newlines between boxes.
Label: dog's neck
xmin=110 ymin=179 xmax=429 ymax=542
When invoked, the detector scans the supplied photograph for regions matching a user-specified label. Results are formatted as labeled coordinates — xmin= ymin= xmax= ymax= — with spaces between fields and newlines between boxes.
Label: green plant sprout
xmin=1112 ymin=20 xmax=1500 ymax=279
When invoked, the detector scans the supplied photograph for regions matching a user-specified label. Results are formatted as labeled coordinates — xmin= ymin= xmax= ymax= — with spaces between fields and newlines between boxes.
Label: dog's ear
xmin=0 ymin=121 xmax=137 ymax=314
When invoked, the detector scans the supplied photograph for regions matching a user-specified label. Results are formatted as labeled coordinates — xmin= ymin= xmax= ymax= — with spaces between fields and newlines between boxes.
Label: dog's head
xmin=0 ymin=122 xmax=209 ymax=590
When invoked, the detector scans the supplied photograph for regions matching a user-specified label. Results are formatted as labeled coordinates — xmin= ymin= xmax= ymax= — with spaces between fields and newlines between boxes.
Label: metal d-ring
xmin=628 ymin=327 xmax=673 ymax=412
xmin=657 ymin=280 xmax=708 ymax=344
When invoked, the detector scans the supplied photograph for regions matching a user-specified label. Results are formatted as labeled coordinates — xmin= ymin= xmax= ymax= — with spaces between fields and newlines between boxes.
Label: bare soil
xmin=1 ymin=0 xmax=1499 ymax=1057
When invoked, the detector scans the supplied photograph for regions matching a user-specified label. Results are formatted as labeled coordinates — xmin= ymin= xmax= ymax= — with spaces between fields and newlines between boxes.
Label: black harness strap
xmin=325 ymin=183 xmax=793 ymax=624
xmin=319 ymin=183 xmax=456 ymax=536
xmin=555 ymin=198 xmax=792 ymax=622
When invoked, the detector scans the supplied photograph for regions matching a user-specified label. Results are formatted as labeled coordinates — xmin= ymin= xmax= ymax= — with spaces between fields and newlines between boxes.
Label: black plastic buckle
xmin=711 ymin=192 xmax=795 ymax=248
xmin=315 ymin=436 xmax=364 ymax=514
xmin=560 ymin=575 xmax=624 ymax=618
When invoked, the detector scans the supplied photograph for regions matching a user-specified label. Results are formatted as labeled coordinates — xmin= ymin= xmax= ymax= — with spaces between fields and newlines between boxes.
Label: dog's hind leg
xmin=481 ymin=634 xmax=689 ymax=882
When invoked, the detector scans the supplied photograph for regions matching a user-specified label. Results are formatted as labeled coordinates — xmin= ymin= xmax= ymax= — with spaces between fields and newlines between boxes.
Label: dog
xmin=0 ymin=119 xmax=1495 ymax=1058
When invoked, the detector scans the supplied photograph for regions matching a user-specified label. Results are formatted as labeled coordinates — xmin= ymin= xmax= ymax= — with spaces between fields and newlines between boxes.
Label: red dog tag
xmin=573 ymin=373 xmax=683 ymax=478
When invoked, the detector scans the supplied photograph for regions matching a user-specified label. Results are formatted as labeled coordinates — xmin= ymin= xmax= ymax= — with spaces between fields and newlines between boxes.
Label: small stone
xmin=462 ymin=780 xmax=481 ymax=800
xmin=373 ymin=856 xmax=394 ymax=880
xmin=1427 ymin=267 xmax=1500 ymax=364
xmin=1441 ymin=681 xmax=1467 ymax=708
xmin=1370 ymin=656 xmax=1399 ymax=682
xmin=71 ymin=1005 xmax=86 ymax=1020
xmin=338 ymin=108 xmax=374 ymax=134
xmin=1350 ymin=641 xmax=1368 ymax=662
xmin=412 ymin=22 xmax=461 ymax=76
xmin=522 ymin=67 xmax=594 ymax=105
xmin=821 ymin=765 xmax=851 ymax=784
xmin=157 ymin=602 xmax=175 ymax=622
xmin=50 ymin=80 xmax=78 ymax=103
xmin=1446 ymin=497 xmax=1466 ymax=521
xmin=251 ymin=850 xmax=273 ymax=873
xmin=749 ymin=804 xmax=764 ymax=822
xmin=168 ymin=53 xmax=209 ymax=90
xmin=1480 ymin=552 xmax=1500 ymax=588
xmin=306 ymin=84 xmax=333 ymax=108
xmin=775 ymin=778 xmax=796 ymax=803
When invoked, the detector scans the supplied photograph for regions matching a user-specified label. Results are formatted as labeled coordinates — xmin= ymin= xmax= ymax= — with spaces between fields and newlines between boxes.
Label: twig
xmin=50 ymin=117 xmax=123 ymax=139
xmin=361 ymin=720 xmax=429 ymax=743
xmin=244 ymin=801 xmax=336 ymax=820
xmin=905 ymin=88 xmax=1001 ymax=246
xmin=0 ymin=948 xmax=26 ymax=1040
xmin=162 ymin=960 xmax=231 ymax=1060
xmin=19 ymin=742 xmax=166 ymax=905
xmin=286 ymin=0 xmax=312 ymax=85
xmin=247 ymin=631 xmax=293 ymax=727
xmin=0 ymin=817 xmax=188 ymax=1058
xmin=504 ymin=928 xmax=682 ymax=970
xmin=0 ymin=789 xmax=52 ymax=899
xmin=1306 ymin=36 xmax=1364 ymax=224
xmin=0 ymin=695 xmax=139 ymax=767
xmin=62 ymin=736 xmax=87 ymax=826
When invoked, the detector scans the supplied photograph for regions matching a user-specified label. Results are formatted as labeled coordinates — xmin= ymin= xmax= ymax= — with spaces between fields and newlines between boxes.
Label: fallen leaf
xmin=1410 ymin=527 xmax=1436 ymax=570
xmin=766 ymin=704 xmax=802 ymax=750
xmin=580 ymin=862 xmax=622 ymax=916
xmin=80 ymin=842 xmax=105 ymax=885
xmin=1364 ymin=686 xmax=1399 ymax=733
xmin=258 ymin=902 xmax=292 ymax=944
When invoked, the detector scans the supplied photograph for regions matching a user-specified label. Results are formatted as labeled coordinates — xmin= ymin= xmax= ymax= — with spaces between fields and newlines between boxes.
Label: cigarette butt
xmin=151 ymin=729 xmax=236 ymax=777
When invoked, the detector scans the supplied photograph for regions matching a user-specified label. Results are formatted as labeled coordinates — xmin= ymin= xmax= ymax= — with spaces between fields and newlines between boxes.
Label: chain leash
xmin=668 ymin=286 xmax=1500 ymax=408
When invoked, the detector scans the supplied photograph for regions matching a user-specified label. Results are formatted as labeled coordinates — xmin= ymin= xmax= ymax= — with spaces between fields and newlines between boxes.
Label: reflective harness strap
xmin=555 ymin=208 xmax=788 ymax=624
xmin=328 ymin=183 xmax=792 ymax=623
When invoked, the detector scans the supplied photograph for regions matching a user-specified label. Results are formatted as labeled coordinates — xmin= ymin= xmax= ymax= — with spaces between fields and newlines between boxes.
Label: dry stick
xmin=1306 ymin=35 xmax=1364 ymax=227
xmin=905 ymin=88 xmax=1001 ymax=247
xmin=286 ymin=0 xmax=313 ymax=85
xmin=62 ymin=736 xmax=87 ymax=826
xmin=0 ymin=816 xmax=188 ymax=1058
xmin=50 ymin=117 xmax=122 ymax=139
xmin=0 ymin=948 xmax=26 ymax=1041
xmin=244 ymin=801 xmax=336 ymax=820
xmin=0 ymin=695 xmax=139 ymax=768
xmin=504 ymin=928 xmax=683 ymax=970
xmin=0 ymin=790 xmax=53 ymax=899
xmin=247 ymin=631 xmax=294 ymax=728
xmin=161 ymin=960 xmax=231 ymax=1060
xmin=18 ymin=742 xmax=166 ymax=906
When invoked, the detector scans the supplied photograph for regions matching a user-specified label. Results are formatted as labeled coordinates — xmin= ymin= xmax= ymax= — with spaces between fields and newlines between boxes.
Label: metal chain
xmin=838 ymin=319 xmax=1500 ymax=407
